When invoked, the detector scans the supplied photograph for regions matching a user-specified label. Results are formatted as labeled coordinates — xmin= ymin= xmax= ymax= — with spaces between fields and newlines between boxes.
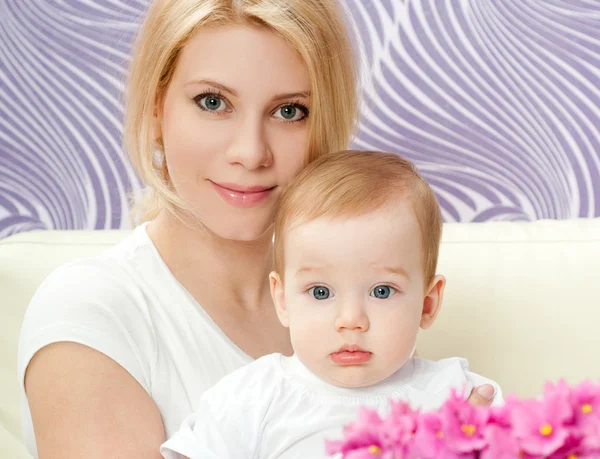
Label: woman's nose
xmin=225 ymin=113 xmax=272 ymax=170
xmin=334 ymin=301 xmax=370 ymax=332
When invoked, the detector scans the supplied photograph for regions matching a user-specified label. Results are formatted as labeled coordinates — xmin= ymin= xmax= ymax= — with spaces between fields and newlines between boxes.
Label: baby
xmin=161 ymin=150 xmax=502 ymax=459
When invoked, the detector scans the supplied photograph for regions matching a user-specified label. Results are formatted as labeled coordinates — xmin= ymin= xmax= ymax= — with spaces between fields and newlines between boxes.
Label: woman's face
xmin=157 ymin=25 xmax=310 ymax=240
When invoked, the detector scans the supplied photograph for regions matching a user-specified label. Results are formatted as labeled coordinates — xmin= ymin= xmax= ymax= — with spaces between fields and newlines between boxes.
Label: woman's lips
xmin=210 ymin=181 xmax=275 ymax=208
xmin=330 ymin=346 xmax=372 ymax=365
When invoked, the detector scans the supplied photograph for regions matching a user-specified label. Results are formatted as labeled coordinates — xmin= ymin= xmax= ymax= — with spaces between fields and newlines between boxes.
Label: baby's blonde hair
xmin=274 ymin=150 xmax=443 ymax=287
xmin=124 ymin=0 xmax=358 ymax=223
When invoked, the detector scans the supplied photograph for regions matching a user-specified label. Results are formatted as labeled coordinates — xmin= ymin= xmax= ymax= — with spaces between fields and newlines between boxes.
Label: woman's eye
xmin=370 ymin=285 xmax=396 ymax=299
xmin=309 ymin=286 xmax=331 ymax=300
xmin=195 ymin=94 xmax=227 ymax=112
xmin=273 ymin=104 xmax=308 ymax=122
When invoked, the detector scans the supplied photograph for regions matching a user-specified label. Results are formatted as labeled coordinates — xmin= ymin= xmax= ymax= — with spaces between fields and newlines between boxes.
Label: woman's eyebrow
xmin=271 ymin=91 xmax=311 ymax=102
xmin=184 ymin=78 xmax=238 ymax=96
xmin=184 ymin=78 xmax=310 ymax=101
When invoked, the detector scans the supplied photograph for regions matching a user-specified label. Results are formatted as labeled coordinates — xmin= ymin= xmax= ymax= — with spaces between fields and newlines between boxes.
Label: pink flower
xmin=343 ymin=446 xmax=387 ymax=459
xmin=439 ymin=389 xmax=489 ymax=453
xmin=510 ymin=388 xmax=573 ymax=456
xmin=487 ymin=397 xmax=515 ymax=428
xmin=409 ymin=411 xmax=445 ymax=458
xmin=579 ymin=415 xmax=600 ymax=454
xmin=482 ymin=396 xmax=554 ymax=459
xmin=379 ymin=400 xmax=418 ymax=455
xmin=327 ymin=380 xmax=600 ymax=459
xmin=326 ymin=408 xmax=384 ymax=457
xmin=548 ymin=430 xmax=599 ymax=459
xmin=408 ymin=411 xmax=471 ymax=459
xmin=570 ymin=380 xmax=600 ymax=427
xmin=480 ymin=424 xmax=522 ymax=458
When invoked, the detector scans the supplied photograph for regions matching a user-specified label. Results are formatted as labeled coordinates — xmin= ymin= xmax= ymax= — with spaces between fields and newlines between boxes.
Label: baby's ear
xmin=269 ymin=272 xmax=289 ymax=327
xmin=420 ymin=275 xmax=446 ymax=329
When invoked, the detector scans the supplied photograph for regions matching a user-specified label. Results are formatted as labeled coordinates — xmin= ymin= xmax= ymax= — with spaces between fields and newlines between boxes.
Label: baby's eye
xmin=309 ymin=286 xmax=331 ymax=300
xmin=195 ymin=93 xmax=228 ymax=112
xmin=370 ymin=285 xmax=396 ymax=299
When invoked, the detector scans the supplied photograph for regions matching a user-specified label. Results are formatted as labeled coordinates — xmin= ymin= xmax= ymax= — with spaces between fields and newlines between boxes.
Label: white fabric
xmin=17 ymin=223 xmax=253 ymax=458
xmin=161 ymin=354 xmax=502 ymax=459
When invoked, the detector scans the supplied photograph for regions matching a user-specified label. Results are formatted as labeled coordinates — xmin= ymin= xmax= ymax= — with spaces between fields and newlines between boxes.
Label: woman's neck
xmin=147 ymin=210 xmax=275 ymax=312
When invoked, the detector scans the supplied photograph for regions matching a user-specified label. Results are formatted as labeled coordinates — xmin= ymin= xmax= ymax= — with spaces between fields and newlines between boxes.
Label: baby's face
xmin=271 ymin=200 xmax=444 ymax=388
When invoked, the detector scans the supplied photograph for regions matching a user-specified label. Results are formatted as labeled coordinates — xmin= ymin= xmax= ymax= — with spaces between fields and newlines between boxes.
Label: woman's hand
xmin=467 ymin=384 xmax=495 ymax=406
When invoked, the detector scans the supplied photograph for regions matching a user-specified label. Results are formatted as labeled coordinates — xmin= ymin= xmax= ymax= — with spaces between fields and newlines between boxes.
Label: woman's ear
xmin=269 ymin=271 xmax=289 ymax=327
xmin=420 ymin=274 xmax=446 ymax=329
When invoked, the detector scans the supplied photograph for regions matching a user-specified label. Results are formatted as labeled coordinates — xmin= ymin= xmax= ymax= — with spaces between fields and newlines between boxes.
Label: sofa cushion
xmin=418 ymin=218 xmax=600 ymax=398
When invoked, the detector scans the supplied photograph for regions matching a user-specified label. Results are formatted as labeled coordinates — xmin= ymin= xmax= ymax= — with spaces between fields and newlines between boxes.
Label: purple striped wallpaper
xmin=1 ymin=0 xmax=599 ymax=238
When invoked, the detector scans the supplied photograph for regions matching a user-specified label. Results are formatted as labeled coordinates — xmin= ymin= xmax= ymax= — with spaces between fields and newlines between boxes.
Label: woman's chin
xmin=167 ymin=206 xmax=274 ymax=243
xmin=206 ymin=220 xmax=275 ymax=244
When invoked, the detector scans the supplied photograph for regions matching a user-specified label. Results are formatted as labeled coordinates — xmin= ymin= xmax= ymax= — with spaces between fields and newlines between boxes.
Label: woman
xmin=19 ymin=1 xmax=495 ymax=458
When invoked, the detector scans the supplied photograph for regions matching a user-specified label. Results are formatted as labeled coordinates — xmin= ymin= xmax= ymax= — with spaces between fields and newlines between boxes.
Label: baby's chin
xmin=318 ymin=358 xmax=410 ymax=389
xmin=324 ymin=367 xmax=390 ymax=388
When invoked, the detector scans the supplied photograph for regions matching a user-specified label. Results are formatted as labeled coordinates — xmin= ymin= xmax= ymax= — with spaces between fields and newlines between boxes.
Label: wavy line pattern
xmin=0 ymin=0 xmax=599 ymax=237
xmin=347 ymin=0 xmax=600 ymax=222
xmin=0 ymin=0 xmax=143 ymax=238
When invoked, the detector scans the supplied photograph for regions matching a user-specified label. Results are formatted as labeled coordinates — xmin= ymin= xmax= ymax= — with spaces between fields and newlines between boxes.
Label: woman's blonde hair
xmin=124 ymin=0 xmax=358 ymax=223
xmin=273 ymin=150 xmax=443 ymax=287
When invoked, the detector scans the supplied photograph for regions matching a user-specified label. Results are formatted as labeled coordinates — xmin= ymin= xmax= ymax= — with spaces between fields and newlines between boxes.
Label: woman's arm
xmin=25 ymin=342 xmax=165 ymax=459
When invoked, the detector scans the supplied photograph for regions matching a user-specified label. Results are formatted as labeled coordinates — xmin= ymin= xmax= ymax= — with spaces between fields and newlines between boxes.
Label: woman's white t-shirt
xmin=17 ymin=223 xmax=253 ymax=458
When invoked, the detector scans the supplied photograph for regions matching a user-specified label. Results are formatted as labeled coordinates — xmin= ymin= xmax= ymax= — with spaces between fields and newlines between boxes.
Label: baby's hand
xmin=467 ymin=384 xmax=495 ymax=406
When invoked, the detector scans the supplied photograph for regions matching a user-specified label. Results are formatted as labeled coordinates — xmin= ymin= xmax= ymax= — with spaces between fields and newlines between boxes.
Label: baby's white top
xmin=161 ymin=353 xmax=502 ymax=459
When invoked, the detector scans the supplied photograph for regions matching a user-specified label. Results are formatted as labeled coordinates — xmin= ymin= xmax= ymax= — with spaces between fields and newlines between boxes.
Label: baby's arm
xmin=161 ymin=407 xmax=247 ymax=459
xmin=161 ymin=359 xmax=274 ymax=459
xmin=160 ymin=382 xmax=258 ymax=458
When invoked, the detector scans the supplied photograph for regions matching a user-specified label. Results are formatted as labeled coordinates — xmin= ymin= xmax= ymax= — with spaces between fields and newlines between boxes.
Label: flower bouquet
xmin=326 ymin=380 xmax=600 ymax=458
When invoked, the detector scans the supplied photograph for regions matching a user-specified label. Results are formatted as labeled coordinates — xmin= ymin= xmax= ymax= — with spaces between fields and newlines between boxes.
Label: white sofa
xmin=2 ymin=219 xmax=600 ymax=458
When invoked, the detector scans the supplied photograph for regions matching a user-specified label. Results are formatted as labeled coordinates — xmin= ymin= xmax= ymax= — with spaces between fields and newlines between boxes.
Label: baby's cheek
xmin=375 ymin=313 xmax=418 ymax=350
xmin=288 ymin=315 xmax=314 ymax=341
xmin=289 ymin=314 xmax=327 ymax=352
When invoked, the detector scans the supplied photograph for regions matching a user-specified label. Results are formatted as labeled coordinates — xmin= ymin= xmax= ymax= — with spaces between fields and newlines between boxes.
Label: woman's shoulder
xmin=18 ymin=225 xmax=164 ymax=386
xmin=30 ymin=223 xmax=164 ymax=309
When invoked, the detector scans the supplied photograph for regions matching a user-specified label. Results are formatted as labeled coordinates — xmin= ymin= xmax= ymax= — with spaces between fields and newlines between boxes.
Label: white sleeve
xmin=18 ymin=259 xmax=157 ymax=394
xmin=412 ymin=358 xmax=504 ymax=409
xmin=160 ymin=373 xmax=261 ymax=459
xmin=160 ymin=408 xmax=245 ymax=459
